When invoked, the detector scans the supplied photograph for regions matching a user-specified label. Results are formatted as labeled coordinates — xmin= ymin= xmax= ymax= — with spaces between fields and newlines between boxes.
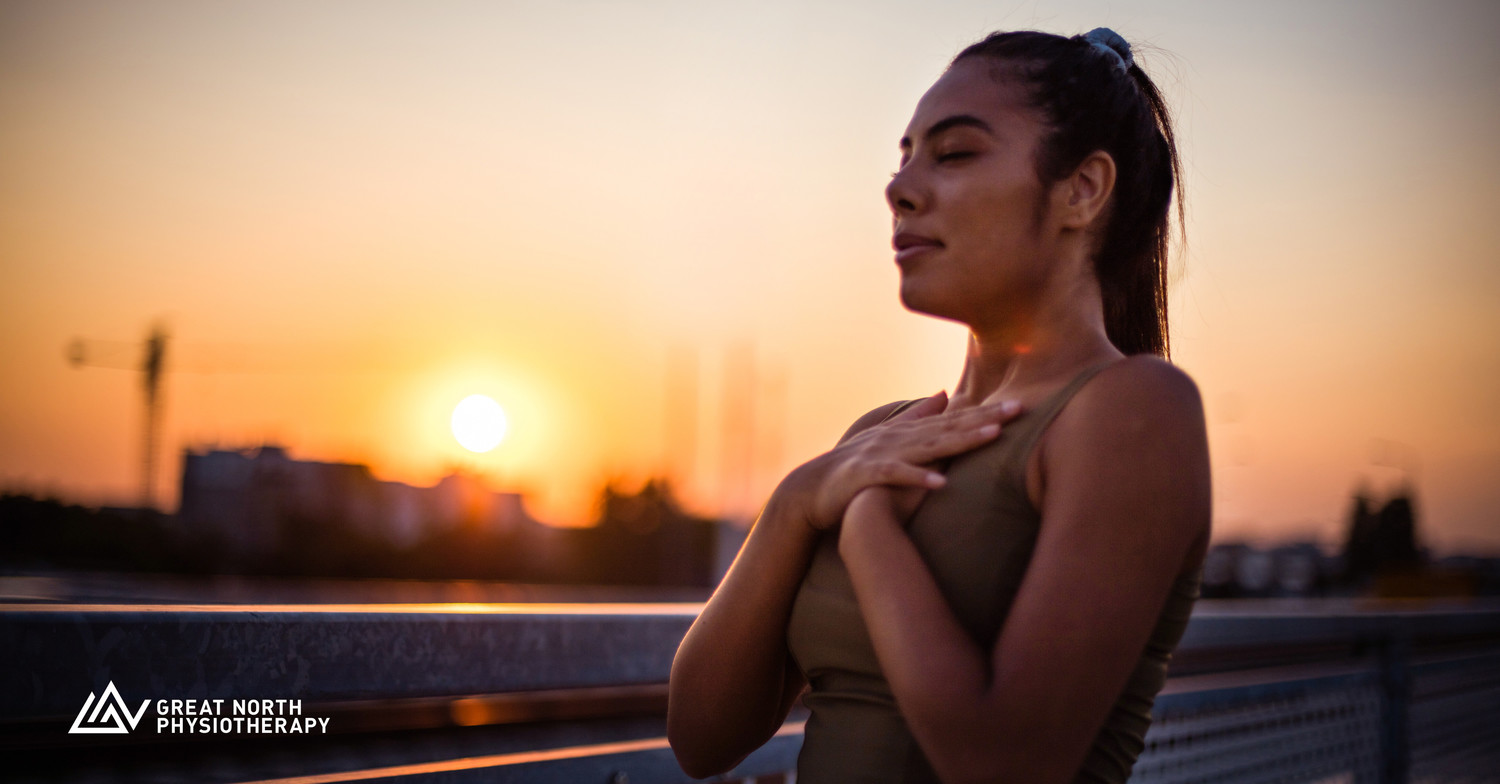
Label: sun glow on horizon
xmin=2 ymin=1 xmax=1498 ymax=550
xmin=451 ymin=394 xmax=508 ymax=453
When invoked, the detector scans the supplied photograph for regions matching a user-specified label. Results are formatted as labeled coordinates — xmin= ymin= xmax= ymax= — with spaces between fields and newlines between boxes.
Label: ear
xmin=1054 ymin=150 xmax=1117 ymax=231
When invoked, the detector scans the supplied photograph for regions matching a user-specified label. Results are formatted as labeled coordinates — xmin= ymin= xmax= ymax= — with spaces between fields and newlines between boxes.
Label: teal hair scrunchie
xmin=1082 ymin=27 xmax=1133 ymax=73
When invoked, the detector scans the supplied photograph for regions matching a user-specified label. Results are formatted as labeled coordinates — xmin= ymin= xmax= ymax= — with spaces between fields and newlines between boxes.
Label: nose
xmin=885 ymin=165 xmax=923 ymax=215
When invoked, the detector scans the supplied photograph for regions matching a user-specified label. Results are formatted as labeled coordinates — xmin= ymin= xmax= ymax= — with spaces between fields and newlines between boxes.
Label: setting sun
xmin=451 ymin=395 xmax=508 ymax=453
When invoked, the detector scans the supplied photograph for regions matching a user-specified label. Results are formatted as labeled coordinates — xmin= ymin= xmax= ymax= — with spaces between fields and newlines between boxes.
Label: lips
xmin=893 ymin=231 xmax=943 ymax=264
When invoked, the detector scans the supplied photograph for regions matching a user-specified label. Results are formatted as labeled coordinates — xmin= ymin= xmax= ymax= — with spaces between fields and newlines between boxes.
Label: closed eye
xmin=937 ymin=151 xmax=974 ymax=163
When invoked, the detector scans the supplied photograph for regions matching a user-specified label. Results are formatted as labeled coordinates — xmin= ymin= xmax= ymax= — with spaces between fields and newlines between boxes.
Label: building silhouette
xmin=1342 ymin=483 xmax=1422 ymax=587
xmin=177 ymin=446 xmax=743 ymax=586
xmin=180 ymin=446 xmax=543 ymax=557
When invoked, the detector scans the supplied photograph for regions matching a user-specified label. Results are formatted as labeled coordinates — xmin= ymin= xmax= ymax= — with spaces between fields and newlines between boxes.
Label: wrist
xmin=839 ymin=489 xmax=897 ymax=554
xmin=761 ymin=472 xmax=820 ymax=541
xmin=778 ymin=457 xmax=830 ymax=533
xmin=847 ymin=485 xmax=892 ymax=517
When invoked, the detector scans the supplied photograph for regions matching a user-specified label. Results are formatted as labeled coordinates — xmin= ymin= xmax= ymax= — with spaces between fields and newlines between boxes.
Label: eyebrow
xmin=899 ymin=114 xmax=995 ymax=151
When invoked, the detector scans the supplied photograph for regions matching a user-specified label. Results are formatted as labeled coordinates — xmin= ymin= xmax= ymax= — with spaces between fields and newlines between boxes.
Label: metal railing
xmin=3 ymin=599 xmax=1498 ymax=783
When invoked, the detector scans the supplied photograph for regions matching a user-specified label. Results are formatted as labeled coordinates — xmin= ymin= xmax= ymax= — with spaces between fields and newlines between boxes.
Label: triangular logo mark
xmin=68 ymin=681 xmax=150 ymax=734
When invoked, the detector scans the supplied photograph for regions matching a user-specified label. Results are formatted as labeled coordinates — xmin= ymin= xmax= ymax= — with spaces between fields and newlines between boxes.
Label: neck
xmin=946 ymin=290 xmax=1120 ymax=410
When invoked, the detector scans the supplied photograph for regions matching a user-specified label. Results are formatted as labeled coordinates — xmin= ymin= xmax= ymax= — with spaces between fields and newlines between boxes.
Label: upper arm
xmin=755 ymin=402 xmax=906 ymax=741
xmin=773 ymin=649 xmax=808 ymax=726
xmin=672 ymin=399 xmax=920 ymax=776
xmin=769 ymin=403 xmax=906 ymax=704
xmin=984 ymin=357 xmax=1210 ymax=777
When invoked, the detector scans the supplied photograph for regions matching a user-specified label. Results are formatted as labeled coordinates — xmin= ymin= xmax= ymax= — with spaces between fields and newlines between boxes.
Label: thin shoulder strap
xmin=880 ymin=398 xmax=925 ymax=423
xmin=883 ymin=358 xmax=1118 ymax=448
xmin=1003 ymin=358 xmax=1122 ymax=472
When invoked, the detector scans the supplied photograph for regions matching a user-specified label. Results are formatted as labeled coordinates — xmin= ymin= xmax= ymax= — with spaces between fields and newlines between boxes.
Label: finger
xmin=894 ymin=399 xmax=1020 ymax=440
xmin=888 ymin=391 xmax=947 ymax=422
xmin=866 ymin=398 xmax=1017 ymax=447
xmin=958 ymin=398 xmax=1022 ymax=422
xmin=900 ymin=400 xmax=1027 ymax=462
xmin=897 ymin=422 xmax=1008 ymax=465
xmin=857 ymin=459 xmax=948 ymax=490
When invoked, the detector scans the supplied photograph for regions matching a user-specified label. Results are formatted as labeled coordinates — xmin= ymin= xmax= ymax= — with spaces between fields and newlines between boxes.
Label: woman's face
xmin=886 ymin=58 xmax=1062 ymax=329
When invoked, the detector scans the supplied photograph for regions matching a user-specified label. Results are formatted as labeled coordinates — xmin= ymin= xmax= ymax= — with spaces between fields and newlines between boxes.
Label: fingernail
xmin=978 ymin=423 xmax=1000 ymax=437
xmin=1000 ymin=400 xmax=1020 ymax=414
xmin=925 ymin=472 xmax=946 ymax=488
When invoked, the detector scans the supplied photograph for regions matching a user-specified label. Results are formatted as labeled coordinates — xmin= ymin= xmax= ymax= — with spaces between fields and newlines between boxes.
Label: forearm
xmin=840 ymin=497 xmax=1070 ymax=784
xmin=667 ymin=475 xmax=819 ymax=775
xmin=668 ymin=397 xmax=1017 ymax=777
xmin=837 ymin=504 xmax=998 ymax=774
xmin=839 ymin=361 xmax=1212 ymax=784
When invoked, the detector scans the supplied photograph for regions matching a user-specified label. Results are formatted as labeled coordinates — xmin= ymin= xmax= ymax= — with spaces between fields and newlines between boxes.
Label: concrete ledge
xmin=1 ymin=603 xmax=698 ymax=720
xmin=223 ymin=723 xmax=805 ymax=784
xmin=5 ymin=600 xmax=1500 ymax=783
xmin=6 ymin=600 xmax=1500 ymax=722
xmin=1181 ymin=598 xmax=1500 ymax=649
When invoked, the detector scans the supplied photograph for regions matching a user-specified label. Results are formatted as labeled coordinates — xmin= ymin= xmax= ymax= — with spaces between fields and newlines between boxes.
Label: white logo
xmin=69 ymin=681 xmax=150 ymax=734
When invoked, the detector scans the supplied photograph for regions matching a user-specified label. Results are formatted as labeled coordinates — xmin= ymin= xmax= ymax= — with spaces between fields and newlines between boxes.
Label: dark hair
xmin=952 ymin=30 xmax=1183 ymax=357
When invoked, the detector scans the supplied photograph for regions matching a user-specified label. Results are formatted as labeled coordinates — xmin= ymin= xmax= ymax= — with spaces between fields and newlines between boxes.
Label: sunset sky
xmin=2 ymin=0 xmax=1497 ymax=553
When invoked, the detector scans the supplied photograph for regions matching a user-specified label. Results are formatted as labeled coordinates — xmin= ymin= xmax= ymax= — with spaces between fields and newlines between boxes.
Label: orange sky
xmin=2 ymin=0 xmax=1497 ymax=553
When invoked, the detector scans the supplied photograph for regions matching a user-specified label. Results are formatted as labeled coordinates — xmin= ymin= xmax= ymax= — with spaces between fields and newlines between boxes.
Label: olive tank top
xmin=785 ymin=360 xmax=1203 ymax=783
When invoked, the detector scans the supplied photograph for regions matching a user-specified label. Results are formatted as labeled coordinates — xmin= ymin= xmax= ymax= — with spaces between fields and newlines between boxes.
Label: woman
xmin=668 ymin=28 xmax=1210 ymax=784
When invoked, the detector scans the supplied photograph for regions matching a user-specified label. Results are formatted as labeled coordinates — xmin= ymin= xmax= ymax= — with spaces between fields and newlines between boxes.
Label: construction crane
xmin=67 ymin=324 xmax=169 ymax=512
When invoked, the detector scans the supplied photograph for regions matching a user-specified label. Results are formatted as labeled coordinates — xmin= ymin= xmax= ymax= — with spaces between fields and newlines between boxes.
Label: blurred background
xmin=2 ymin=0 xmax=1497 ymax=599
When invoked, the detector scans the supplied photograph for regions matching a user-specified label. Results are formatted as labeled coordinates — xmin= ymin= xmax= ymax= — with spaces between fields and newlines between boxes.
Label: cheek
xmin=951 ymin=185 xmax=1053 ymax=303
xmin=952 ymin=159 xmax=1037 ymax=220
xmin=952 ymin=183 xmax=1039 ymax=260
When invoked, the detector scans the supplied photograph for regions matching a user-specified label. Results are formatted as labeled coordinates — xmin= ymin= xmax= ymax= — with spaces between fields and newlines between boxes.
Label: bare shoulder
xmin=1036 ymin=355 xmax=1210 ymax=542
xmin=1060 ymin=354 xmax=1204 ymax=435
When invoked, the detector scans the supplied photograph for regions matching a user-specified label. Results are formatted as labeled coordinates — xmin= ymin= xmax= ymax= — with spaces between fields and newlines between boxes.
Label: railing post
xmin=1378 ymin=630 xmax=1411 ymax=784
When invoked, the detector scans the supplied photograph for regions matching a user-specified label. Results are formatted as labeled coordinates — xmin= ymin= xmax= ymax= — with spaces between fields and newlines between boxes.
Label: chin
xmin=898 ymin=278 xmax=966 ymax=325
